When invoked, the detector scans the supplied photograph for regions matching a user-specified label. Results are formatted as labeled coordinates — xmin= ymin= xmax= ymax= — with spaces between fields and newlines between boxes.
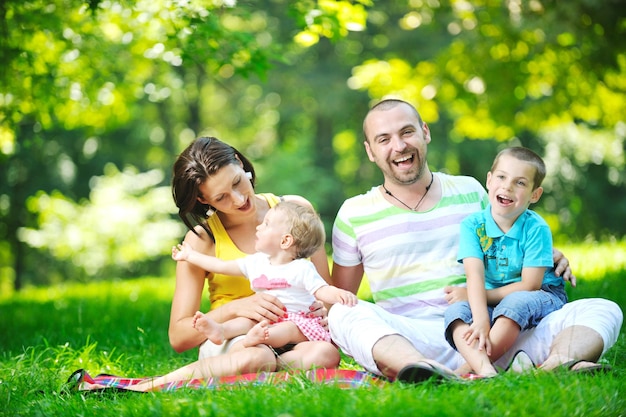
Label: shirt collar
xmin=485 ymin=204 xmax=527 ymax=240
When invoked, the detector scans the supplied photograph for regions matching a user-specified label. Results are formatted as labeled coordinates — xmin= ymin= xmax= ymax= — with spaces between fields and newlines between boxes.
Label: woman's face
xmin=197 ymin=163 xmax=255 ymax=215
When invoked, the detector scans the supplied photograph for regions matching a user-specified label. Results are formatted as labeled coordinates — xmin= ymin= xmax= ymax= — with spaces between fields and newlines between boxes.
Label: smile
xmin=497 ymin=194 xmax=514 ymax=205
xmin=393 ymin=154 xmax=414 ymax=166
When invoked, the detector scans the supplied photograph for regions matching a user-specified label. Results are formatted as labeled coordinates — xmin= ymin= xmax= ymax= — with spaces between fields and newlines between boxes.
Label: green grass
xmin=1 ymin=242 xmax=625 ymax=416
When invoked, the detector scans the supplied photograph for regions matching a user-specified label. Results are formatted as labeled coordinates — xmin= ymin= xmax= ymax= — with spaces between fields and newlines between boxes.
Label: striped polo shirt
xmin=332 ymin=172 xmax=488 ymax=318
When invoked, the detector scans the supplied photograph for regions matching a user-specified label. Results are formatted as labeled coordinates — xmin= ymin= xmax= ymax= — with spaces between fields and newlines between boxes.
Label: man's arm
xmin=330 ymin=262 xmax=364 ymax=295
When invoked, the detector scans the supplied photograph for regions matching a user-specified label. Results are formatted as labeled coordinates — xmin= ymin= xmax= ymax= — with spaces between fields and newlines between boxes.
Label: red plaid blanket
xmin=70 ymin=368 xmax=385 ymax=392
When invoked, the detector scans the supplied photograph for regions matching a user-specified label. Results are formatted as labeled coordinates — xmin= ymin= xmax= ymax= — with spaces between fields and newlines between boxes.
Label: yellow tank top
xmin=206 ymin=193 xmax=281 ymax=310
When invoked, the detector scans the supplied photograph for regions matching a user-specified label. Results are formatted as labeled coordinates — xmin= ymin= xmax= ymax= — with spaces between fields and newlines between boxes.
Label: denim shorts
xmin=444 ymin=284 xmax=567 ymax=349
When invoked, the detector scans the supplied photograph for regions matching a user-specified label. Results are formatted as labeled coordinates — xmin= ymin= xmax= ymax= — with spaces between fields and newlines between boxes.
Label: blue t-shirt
xmin=457 ymin=205 xmax=563 ymax=289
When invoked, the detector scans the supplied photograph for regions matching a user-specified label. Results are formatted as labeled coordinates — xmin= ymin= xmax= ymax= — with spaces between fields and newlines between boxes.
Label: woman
xmin=68 ymin=137 xmax=340 ymax=392
xmin=165 ymin=137 xmax=339 ymax=379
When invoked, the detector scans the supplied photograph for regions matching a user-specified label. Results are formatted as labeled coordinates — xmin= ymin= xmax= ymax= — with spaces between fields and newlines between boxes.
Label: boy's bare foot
xmin=192 ymin=311 xmax=225 ymax=344
xmin=242 ymin=320 xmax=270 ymax=347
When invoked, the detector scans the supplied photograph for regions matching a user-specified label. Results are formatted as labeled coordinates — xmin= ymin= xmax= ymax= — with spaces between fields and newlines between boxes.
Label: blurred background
xmin=1 ymin=0 xmax=625 ymax=292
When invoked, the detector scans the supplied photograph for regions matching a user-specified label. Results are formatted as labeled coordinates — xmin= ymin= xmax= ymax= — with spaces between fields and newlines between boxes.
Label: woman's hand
xmin=307 ymin=300 xmax=329 ymax=330
xmin=230 ymin=293 xmax=286 ymax=323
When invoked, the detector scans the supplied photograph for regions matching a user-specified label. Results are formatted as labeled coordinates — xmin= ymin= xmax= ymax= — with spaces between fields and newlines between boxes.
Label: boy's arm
xmin=463 ymin=257 xmax=492 ymax=353
xmin=314 ymin=285 xmax=358 ymax=306
xmin=464 ymin=257 xmax=490 ymax=324
xmin=485 ymin=267 xmax=545 ymax=304
xmin=172 ymin=241 xmax=243 ymax=276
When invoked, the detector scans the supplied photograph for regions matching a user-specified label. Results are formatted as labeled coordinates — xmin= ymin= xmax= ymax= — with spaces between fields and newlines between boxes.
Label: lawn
xmin=1 ymin=242 xmax=625 ymax=416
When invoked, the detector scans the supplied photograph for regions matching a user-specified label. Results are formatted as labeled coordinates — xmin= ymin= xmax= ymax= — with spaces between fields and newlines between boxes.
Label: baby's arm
xmin=172 ymin=241 xmax=243 ymax=276
xmin=314 ymin=285 xmax=358 ymax=306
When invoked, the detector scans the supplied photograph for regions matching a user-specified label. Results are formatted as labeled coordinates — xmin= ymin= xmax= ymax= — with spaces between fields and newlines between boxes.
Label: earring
xmin=206 ymin=207 xmax=215 ymax=217
xmin=245 ymin=172 xmax=252 ymax=180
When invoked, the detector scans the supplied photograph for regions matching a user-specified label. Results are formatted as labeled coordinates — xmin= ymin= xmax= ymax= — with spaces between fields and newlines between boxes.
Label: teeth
xmin=394 ymin=155 xmax=412 ymax=163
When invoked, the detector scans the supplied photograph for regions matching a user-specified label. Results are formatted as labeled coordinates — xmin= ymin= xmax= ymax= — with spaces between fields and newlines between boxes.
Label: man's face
xmin=363 ymin=104 xmax=431 ymax=185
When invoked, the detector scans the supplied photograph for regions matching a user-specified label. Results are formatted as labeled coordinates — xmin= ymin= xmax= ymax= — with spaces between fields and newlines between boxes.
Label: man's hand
xmin=553 ymin=248 xmax=576 ymax=287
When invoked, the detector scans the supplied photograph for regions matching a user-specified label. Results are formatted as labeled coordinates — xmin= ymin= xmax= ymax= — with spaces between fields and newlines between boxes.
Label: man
xmin=328 ymin=98 xmax=622 ymax=381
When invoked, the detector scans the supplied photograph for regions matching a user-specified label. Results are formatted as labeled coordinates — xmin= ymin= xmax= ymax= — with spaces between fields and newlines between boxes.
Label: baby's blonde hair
xmin=274 ymin=201 xmax=325 ymax=259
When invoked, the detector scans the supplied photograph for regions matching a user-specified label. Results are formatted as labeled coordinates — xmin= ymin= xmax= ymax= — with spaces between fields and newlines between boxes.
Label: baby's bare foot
xmin=242 ymin=320 xmax=270 ymax=347
xmin=193 ymin=311 xmax=224 ymax=344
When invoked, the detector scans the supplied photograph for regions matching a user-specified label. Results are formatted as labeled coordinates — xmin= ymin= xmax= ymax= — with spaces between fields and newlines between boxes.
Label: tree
xmin=0 ymin=0 xmax=368 ymax=289
xmin=1 ymin=0 xmax=624 ymax=291
xmin=345 ymin=0 xmax=626 ymax=238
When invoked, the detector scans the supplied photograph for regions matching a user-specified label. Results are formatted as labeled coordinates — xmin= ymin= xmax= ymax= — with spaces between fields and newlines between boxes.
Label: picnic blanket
xmin=68 ymin=368 xmax=386 ymax=393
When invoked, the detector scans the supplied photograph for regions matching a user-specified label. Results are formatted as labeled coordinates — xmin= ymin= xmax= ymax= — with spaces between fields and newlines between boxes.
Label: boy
xmin=444 ymin=147 xmax=567 ymax=377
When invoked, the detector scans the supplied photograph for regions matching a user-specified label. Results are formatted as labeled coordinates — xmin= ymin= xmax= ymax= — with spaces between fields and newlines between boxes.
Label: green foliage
xmin=290 ymin=0 xmax=371 ymax=46
xmin=345 ymin=0 xmax=626 ymax=239
xmin=1 ymin=0 xmax=625 ymax=289
xmin=17 ymin=166 xmax=184 ymax=283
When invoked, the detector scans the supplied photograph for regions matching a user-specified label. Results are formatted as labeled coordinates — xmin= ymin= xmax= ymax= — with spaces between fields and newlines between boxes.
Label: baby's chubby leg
xmin=242 ymin=320 xmax=270 ymax=348
xmin=193 ymin=311 xmax=226 ymax=344
xmin=194 ymin=312 xmax=257 ymax=345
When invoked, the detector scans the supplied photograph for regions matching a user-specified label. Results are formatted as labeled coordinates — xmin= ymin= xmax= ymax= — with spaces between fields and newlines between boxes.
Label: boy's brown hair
xmin=491 ymin=146 xmax=546 ymax=190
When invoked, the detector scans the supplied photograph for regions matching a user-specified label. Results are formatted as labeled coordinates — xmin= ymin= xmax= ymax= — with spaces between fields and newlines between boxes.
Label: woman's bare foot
xmin=192 ymin=311 xmax=225 ymax=344
xmin=242 ymin=320 xmax=270 ymax=348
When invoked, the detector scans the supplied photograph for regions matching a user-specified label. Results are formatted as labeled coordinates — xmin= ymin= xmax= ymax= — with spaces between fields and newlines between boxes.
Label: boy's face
xmin=254 ymin=208 xmax=290 ymax=254
xmin=486 ymin=154 xmax=543 ymax=222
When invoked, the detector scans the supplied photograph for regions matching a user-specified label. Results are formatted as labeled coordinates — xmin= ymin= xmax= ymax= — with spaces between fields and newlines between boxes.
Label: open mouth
xmin=393 ymin=154 xmax=414 ymax=167
xmin=497 ymin=194 xmax=514 ymax=206
xmin=239 ymin=198 xmax=251 ymax=211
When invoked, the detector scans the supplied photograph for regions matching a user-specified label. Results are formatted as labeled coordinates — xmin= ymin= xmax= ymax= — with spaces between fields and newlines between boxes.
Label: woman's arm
xmin=168 ymin=228 xmax=215 ymax=353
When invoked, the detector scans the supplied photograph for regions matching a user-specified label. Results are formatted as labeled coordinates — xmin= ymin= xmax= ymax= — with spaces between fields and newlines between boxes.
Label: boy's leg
xmin=449 ymin=320 xmax=498 ymax=376
xmin=488 ymin=316 xmax=521 ymax=361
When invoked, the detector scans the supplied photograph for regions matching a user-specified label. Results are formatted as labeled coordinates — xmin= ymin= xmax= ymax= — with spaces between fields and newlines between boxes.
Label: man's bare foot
xmin=242 ymin=320 xmax=270 ymax=348
xmin=540 ymin=355 xmax=610 ymax=373
xmin=192 ymin=311 xmax=225 ymax=344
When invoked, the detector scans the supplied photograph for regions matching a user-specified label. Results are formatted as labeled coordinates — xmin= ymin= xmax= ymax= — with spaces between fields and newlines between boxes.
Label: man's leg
xmin=372 ymin=334 xmax=456 ymax=380
xmin=498 ymin=299 xmax=622 ymax=372
xmin=540 ymin=325 xmax=604 ymax=371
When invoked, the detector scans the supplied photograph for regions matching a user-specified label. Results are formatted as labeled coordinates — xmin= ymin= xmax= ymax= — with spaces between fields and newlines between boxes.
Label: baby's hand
xmin=171 ymin=241 xmax=192 ymax=261
xmin=339 ymin=290 xmax=358 ymax=307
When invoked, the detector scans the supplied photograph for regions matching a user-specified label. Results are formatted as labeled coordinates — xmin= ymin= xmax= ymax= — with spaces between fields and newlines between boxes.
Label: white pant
xmin=328 ymin=298 xmax=623 ymax=375
xmin=198 ymin=335 xmax=246 ymax=359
